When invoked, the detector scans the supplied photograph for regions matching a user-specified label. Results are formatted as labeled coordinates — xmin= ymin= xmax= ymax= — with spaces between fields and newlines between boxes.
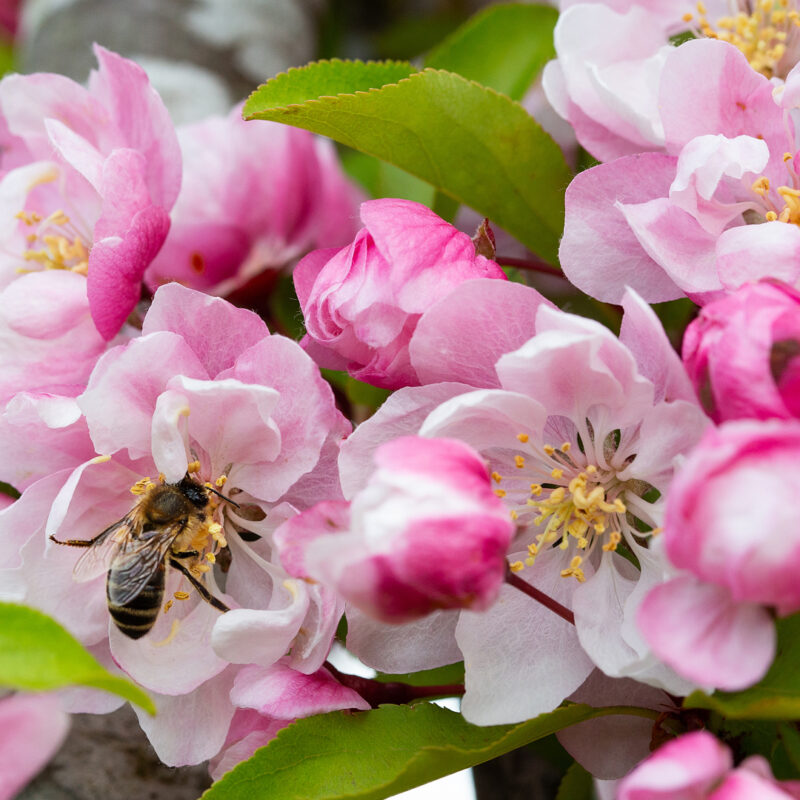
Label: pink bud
xmin=682 ymin=281 xmax=800 ymax=422
xmin=275 ymin=436 xmax=515 ymax=623
xmin=294 ymin=199 xmax=506 ymax=389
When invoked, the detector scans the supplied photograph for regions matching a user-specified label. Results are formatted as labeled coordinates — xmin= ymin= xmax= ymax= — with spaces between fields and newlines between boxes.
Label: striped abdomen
xmin=107 ymin=565 xmax=165 ymax=640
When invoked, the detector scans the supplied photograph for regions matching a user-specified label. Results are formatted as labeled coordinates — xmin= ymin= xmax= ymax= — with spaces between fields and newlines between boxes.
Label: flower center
xmin=493 ymin=434 xmax=632 ymax=582
xmin=686 ymin=0 xmax=800 ymax=78
xmin=16 ymin=208 xmax=89 ymax=275
xmin=751 ymin=163 xmax=800 ymax=223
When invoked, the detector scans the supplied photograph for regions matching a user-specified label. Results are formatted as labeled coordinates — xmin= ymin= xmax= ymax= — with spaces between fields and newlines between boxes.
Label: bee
xmin=50 ymin=475 xmax=231 ymax=639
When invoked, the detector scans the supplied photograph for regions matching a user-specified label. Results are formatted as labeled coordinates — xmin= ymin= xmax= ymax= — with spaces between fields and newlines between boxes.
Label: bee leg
xmin=49 ymin=533 xmax=102 ymax=547
xmin=168 ymin=557 xmax=230 ymax=613
xmin=171 ymin=550 xmax=199 ymax=559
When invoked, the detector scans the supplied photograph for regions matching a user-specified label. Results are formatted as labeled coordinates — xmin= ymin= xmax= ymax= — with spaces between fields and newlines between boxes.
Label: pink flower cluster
xmin=5 ymin=2 xmax=800 ymax=792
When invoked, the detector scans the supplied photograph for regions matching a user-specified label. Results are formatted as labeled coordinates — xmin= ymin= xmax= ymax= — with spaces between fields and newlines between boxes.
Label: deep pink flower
xmin=0 ymin=692 xmax=69 ymax=800
xmin=295 ymin=198 xmax=507 ymax=389
xmin=146 ymin=104 xmax=361 ymax=296
xmin=618 ymin=730 xmax=800 ymax=799
xmin=683 ymin=281 xmax=800 ymax=422
xmin=639 ymin=419 xmax=800 ymax=689
xmin=275 ymin=436 xmax=514 ymax=623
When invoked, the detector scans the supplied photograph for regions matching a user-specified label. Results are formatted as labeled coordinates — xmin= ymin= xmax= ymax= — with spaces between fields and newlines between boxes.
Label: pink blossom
xmin=617 ymin=730 xmax=800 ymax=799
xmin=2 ymin=284 xmax=349 ymax=765
xmin=0 ymin=44 xmax=180 ymax=358
xmin=0 ymin=692 xmax=69 ymax=800
xmin=336 ymin=289 xmax=706 ymax=724
xmin=639 ymin=419 xmax=800 ymax=689
xmin=209 ymin=661 xmax=369 ymax=780
xmin=145 ymin=104 xmax=361 ymax=296
xmin=560 ymin=38 xmax=800 ymax=304
xmin=683 ymin=281 xmax=800 ymax=422
xmin=294 ymin=198 xmax=507 ymax=389
xmin=275 ymin=437 xmax=514 ymax=623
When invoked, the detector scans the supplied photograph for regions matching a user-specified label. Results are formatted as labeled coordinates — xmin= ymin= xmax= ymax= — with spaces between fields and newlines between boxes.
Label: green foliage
xmin=425 ymin=3 xmax=558 ymax=101
xmin=341 ymin=150 xmax=434 ymax=206
xmin=202 ymin=702 xmax=657 ymax=800
xmin=685 ymin=614 xmax=800 ymax=720
xmin=244 ymin=62 xmax=571 ymax=264
xmin=0 ymin=602 xmax=155 ymax=713
xmin=556 ymin=762 xmax=594 ymax=800
xmin=375 ymin=661 xmax=465 ymax=687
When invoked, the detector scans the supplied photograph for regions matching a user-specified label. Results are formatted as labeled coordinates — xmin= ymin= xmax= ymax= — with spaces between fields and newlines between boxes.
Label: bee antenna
xmin=205 ymin=483 xmax=240 ymax=509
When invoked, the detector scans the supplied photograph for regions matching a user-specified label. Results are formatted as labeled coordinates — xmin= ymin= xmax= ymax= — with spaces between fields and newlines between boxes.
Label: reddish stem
xmin=324 ymin=662 xmax=465 ymax=708
xmin=496 ymin=255 xmax=565 ymax=279
xmin=505 ymin=568 xmax=575 ymax=626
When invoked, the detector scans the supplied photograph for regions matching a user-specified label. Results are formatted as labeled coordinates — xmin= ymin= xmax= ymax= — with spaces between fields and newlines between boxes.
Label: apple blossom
xmin=640 ymin=419 xmax=800 ymax=690
xmin=145 ymin=103 xmax=362 ymax=296
xmin=2 ymin=283 xmax=351 ymax=765
xmin=560 ymin=38 xmax=800 ymax=304
xmin=0 ymin=692 xmax=69 ymax=800
xmin=294 ymin=198 xmax=507 ymax=389
xmin=617 ymin=730 xmax=800 ymax=799
xmin=275 ymin=436 xmax=514 ymax=623
xmin=683 ymin=281 xmax=800 ymax=422
xmin=336 ymin=288 xmax=706 ymax=724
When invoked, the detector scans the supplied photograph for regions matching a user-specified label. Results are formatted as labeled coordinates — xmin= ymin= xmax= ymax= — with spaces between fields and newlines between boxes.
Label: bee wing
xmin=106 ymin=522 xmax=185 ymax=607
xmin=71 ymin=514 xmax=137 ymax=583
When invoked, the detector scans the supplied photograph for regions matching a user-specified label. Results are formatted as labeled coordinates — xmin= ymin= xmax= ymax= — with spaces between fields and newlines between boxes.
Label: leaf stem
xmin=324 ymin=662 xmax=465 ymax=708
xmin=505 ymin=568 xmax=575 ymax=626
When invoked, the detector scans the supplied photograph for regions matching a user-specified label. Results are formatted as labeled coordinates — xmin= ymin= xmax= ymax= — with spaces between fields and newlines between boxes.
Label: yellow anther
xmin=586 ymin=465 xmax=597 ymax=474
xmin=551 ymin=468 xmax=564 ymax=479
xmin=205 ymin=552 xmax=216 ymax=563
xmin=130 ymin=477 xmax=154 ymax=495
xmin=510 ymin=509 xmax=518 ymax=521
xmin=194 ymin=564 xmax=211 ymax=574
xmin=492 ymin=471 xmax=503 ymax=483
xmin=784 ymin=152 xmax=794 ymax=162
xmin=543 ymin=445 xmax=555 ymax=456
xmin=510 ymin=560 xmax=524 ymax=572
xmin=683 ymin=12 xmax=693 ymax=22
xmin=767 ymin=210 xmax=779 ymax=221
xmin=530 ymin=484 xmax=542 ymax=496
xmin=527 ymin=543 xmax=538 ymax=556
xmin=602 ymin=531 xmax=622 ymax=552
xmin=560 ymin=556 xmax=586 ymax=583
xmin=174 ymin=591 xmax=190 ymax=600
xmin=187 ymin=460 xmax=201 ymax=473
xmin=524 ymin=556 xmax=535 ymax=567
xmin=517 ymin=433 xmax=529 ymax=443
xmin=158 ymin=473 xmax=166 ymax=483
xmin=494 ymin=488 xmax=507 ymax=498
xmin=215 ymin=475 xmax=227 ymax=487
xmin=560 ymin=442 xmax=571 ymax=453
xmin=515 ymin=455 xmax=525 ymax=469
xmin=163 ymin=600 xmax=173 ymax=613
xmin=752 ymin=176 xmax=770 ymax=195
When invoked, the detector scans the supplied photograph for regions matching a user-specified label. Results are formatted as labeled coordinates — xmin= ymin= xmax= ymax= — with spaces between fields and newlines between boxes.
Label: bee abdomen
xmin=107 ymin=569 xmax=165 ymax=640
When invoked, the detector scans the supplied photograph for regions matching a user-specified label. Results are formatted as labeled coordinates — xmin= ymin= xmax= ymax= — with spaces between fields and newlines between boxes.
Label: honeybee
xmin=50 ymin=475 xmax=231 ymax=639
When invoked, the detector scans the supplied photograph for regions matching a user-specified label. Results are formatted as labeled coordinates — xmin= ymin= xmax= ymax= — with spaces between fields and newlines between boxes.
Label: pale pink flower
xmin=682 ymin=281 xmax=800 ymax=422
xmin=295 ymin=198 xmax=507 ymax=389
xmin=145 ymin=103 xmax=362 ymax=296
xmin=617 ymin=730 xmax=800 ymax=799
xmin=275 ymin=437 xmax=514 ymax=623
xmin=2 ymin=284 xmax=350 ymax=765
xmin=0 ymin=693 xmax=69 ymax=800
xmin=337 ymin=288 xmax=706 ymax=724
xmin=560 ymin=38 xmax=797 ymax=304
xmin=639 ymin=419 xmax=800 ymax=690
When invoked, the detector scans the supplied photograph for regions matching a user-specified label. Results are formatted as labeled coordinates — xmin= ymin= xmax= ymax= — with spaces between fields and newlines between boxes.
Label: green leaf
xmin=341 ymin=150 xmax=434 ymax=206
xmin=0 ymin=602 xmax=155 ymax=714
xmin=375 ymin=661 xmax=465 ymax=687
xmin=779 ymin=723 xmax=800 ymax=773
xmin=425 ymin=3 xmax=558 ymax=101
xmin=203 ymin=702 xmax=658 ymax=799
xmin=556 ymin=762 xmax=593 ymax=800
xmin=244 ymin=63 xmax=571 ymax=264
xmin=685 ymin=613 xmax=800 ymax=720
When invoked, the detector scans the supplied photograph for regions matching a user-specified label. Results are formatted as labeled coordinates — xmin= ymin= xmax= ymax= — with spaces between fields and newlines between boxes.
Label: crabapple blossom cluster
xmin=4 ymin=0 xmax=800 ymax=795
